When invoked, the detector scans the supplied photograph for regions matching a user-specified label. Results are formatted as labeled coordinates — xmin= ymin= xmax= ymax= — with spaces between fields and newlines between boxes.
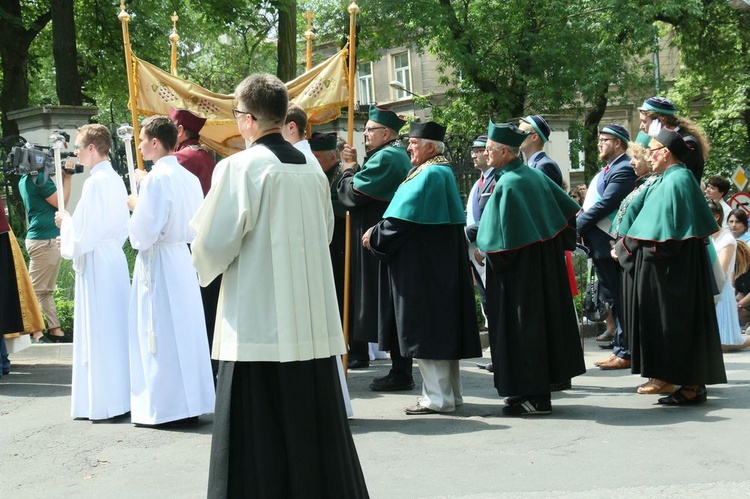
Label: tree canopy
xmin=1 ymin=0 xmax=748 ymax=179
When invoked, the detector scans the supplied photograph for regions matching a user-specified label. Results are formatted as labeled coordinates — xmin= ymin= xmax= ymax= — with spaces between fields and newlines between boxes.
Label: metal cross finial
xmin=303 ymin=9 xmax=316 ymax=29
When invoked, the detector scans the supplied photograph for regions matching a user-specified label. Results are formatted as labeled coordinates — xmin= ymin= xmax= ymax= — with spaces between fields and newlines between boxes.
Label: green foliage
xmin=53 ymin=289 xmax=74 ymax=334
xmin=666 ymin=2 xmax=750 ymax=178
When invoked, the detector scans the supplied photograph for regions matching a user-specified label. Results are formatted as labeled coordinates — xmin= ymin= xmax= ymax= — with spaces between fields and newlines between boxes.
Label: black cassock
xmin=485 ymin=225 xmax=585 ymax=397
xmin=369 ymin=219 xmax=481 ymax=360
xmin=337 ymin=175 xmax=390 ymax=343
xmin=617 ymin=237 xmax=726 ymax=386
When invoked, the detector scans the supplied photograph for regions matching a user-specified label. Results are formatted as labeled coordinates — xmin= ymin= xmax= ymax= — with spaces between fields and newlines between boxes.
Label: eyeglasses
xmin=73 ymin=143 xmax=87 ymax=151
xmin=649 ymin=146 xmax=666 ymax=153
xmin=363 ymin=126 xmax=386 ymax=134
xmin=484 ymin=145 xmax=504 ymax=153
xmin=232 ymin=108 xmax=256 ymax=120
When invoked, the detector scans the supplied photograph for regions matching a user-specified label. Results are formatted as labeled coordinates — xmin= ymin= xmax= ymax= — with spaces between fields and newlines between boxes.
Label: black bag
xmin=582 ymin=269 xmax=607 ymax=323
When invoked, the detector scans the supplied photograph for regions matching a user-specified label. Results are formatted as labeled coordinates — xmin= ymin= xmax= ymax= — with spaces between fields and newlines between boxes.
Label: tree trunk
xmin=275 ymin=0 xmax=297 ymax=82
xmin=51 ymin=0 xmax=83 ymax=105
xmin=582 ymin=80 xmax=610 ymax=180
xmin=0 ymin=0 xmax=52 ymax=136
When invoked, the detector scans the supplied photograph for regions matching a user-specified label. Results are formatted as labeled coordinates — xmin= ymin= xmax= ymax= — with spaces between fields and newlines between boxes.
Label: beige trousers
xmin=25 ymin=238 xmax=61 ymax=330
xmin=416 ymin=359 xmax=463 ymax=412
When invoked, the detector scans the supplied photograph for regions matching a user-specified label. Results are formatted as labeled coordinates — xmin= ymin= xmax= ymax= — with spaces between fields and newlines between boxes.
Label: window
xmin=357 ymin=62 xmax=374 ymax=105
xmin=392 ymin=52 xmax=411 ymax=100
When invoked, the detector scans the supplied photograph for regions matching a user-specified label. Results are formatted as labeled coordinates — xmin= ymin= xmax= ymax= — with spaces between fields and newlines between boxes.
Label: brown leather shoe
xmin=599 ymin=356 xmax=631 ymax=370
xmin=637 ymin=378 xmax=677 ymax=394
xmin=594 ymin=354 xmax=617 ymax=367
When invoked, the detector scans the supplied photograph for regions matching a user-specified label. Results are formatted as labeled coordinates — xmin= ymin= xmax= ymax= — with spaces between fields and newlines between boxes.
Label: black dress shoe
xmin=598 ymin=340 xmax=615 ymax=350
xmin=347 ymin=359 xmax=370 ymax=369
xmin=369 ymin=373 xmax=415 ymax=392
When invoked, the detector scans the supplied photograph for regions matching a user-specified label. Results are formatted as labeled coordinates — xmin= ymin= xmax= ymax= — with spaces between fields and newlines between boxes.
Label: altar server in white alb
xmin=191 ymin=73 xmax=368 ymax=498
xmin=56 ymin=124 xmax=130 ymax=420
xmin=127 ymin=115 xmax=215 ymax=426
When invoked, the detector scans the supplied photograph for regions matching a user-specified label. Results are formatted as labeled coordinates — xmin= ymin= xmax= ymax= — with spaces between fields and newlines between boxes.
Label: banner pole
xmin=118 ymin=1 xmax=143 ymax=170
xmin=342 ymin=1 xmax=359 ymax=377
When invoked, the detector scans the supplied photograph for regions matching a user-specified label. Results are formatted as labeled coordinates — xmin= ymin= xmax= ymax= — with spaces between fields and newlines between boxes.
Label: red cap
xmin=169 ymin=108 xmax=207 ymax=134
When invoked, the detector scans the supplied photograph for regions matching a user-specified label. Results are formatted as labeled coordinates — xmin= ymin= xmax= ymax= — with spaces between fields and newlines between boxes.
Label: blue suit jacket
xmin=528 ymin=151 xmax=563 ymax=188
xmin=576 ymin=153 xmax=636 ymax=259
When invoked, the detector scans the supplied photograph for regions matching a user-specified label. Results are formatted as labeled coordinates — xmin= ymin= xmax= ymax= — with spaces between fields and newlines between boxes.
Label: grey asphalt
xmin=2 ymin=341 xmax=749 ymax=498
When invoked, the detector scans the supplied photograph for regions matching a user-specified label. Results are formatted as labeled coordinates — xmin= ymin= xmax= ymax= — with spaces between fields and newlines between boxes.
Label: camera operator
xmin=18 ymin=150 xmax=72 ymax=343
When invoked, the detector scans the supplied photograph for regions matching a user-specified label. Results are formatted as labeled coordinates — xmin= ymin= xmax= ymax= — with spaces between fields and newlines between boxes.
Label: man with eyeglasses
xmin=477 ymin=121 xmax=584 ymax=415
xmin=337 ymin=106 xmax=412 ymax=387
xmin=578 ymin=124 xmax=636 ymax=370
xmin=55 ymin=124 xmax=131 ymax=420
xmin=191 ymin=73 xmax=368 ymax=498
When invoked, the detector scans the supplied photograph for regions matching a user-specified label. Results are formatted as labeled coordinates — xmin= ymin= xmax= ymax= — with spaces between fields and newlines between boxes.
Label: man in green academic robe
xmin=364 ymin=121 xmax=481 ymax=414
xmin=338 ymin=106 xmax=413 ymax=389
xmin=477 ymin=121 xmax=585 ymax=416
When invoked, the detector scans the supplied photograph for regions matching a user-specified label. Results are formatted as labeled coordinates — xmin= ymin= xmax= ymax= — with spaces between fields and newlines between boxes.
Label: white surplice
xmin=128 ymin=155 xmax=215 ymax=425
xmin=190 ymin=143 xmax=345 ymax=362
xmin=60 ymin=161 xmax=131 ymax=420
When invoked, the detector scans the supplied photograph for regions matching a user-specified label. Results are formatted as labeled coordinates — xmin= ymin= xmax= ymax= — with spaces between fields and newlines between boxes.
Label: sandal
xmin=657 ymin=385 xmax=707 ymax=405
xmin=637 ymin=378 xmax=677 ymax=395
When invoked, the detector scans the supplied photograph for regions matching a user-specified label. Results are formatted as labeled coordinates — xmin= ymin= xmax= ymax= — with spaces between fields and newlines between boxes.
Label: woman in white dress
xmin=709 ymin=200 xmax=750 ymax=351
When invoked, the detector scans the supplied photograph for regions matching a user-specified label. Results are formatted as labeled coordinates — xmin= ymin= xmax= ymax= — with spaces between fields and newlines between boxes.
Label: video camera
xmin=2 ymin=132 xmax=83 ymax=186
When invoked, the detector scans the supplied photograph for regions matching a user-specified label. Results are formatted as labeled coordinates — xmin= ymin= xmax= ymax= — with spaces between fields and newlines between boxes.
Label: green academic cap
xmin=369 ymin=106 xmax=406 ymax=132
xmin=632 ymin=131 xmax=651 ymax=149
xmin=487 ymin=120 xmax=529 ymax=147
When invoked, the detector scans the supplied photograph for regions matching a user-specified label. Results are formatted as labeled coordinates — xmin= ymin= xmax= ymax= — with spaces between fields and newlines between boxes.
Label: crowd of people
xmin=3 ymin=79 xmax=750 ymax=496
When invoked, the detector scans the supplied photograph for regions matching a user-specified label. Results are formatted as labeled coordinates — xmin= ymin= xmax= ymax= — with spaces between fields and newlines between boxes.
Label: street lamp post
xmin=389 ymin=80 xmax=420 ymax=117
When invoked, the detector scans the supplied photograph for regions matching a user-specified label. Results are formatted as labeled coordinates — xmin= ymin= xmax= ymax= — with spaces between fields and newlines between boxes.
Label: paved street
xmin=2 ymin=341 xmax=749 ymax=498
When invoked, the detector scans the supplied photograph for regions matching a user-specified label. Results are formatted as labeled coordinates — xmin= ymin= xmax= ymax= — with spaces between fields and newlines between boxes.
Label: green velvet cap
xmin=633 ymin=131 xmax=651 ymax=149
xmin=369 ymin=106 xmax=406 ymax=132
xmin=486 ymin=120 xmax=529 ymax=147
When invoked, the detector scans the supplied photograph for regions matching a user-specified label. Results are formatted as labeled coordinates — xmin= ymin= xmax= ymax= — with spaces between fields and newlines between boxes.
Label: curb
xmin=10 ymin=343 xmax=74 ymax=361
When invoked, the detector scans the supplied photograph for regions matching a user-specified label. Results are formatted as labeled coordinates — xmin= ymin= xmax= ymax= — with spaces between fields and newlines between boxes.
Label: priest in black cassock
xmin=477 ymin=121 xmax=585 ymax=416
xmin=614 ymin=129 xmax=726 ymax=405
xmin=364 ymin=121 xmax=481 ymax=415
